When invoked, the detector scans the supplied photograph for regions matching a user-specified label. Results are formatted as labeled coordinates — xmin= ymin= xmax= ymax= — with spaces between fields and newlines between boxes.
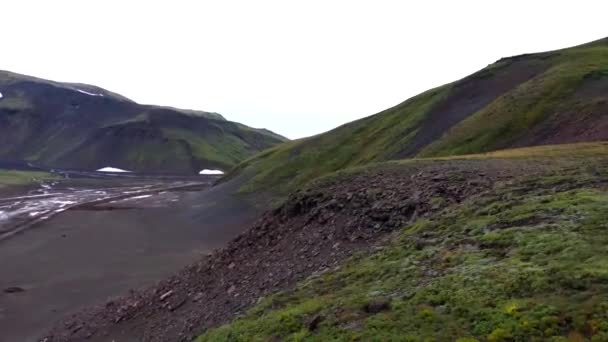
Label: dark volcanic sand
xmin=0 ymin=180 xmax=259 ymax=342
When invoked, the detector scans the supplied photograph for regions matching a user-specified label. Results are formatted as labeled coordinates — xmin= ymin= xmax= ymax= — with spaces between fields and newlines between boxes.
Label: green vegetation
xmin=430 ymin=141 xmax=608 ymax=161
xmin=420 ymin=45 xmax=608 ymax=157
xmin=0 ymin=95 xmax=31 ymax=111
xmin=226 ymin=37 xmax=608 ymax=198
xmin=198 ymin=145 xmax=608 ymax=341
xmin=156 ymin=107 xmax=227 ymax=121
xmin=163 ymin=128 xmax=252 ymax=168
xmin=0 ymin=169 xmax=57 ymax=189
xmin=63 ymin=36 xmax=602 ymax=341
xmin=226 ymin=85 xmax=450 ymax=196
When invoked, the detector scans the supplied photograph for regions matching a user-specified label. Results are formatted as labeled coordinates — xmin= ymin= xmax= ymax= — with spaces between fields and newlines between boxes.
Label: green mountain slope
xmin=0 ymin=71 xmax=287 ymax=173
xmin=199 ymin=142 xmax=608 ymax=341
xmin=227 ymin=37 xmax=608 ymax=197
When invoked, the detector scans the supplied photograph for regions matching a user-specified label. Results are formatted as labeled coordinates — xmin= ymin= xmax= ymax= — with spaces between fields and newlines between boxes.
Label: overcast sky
xmin=1 ymin=1 xmax=606 ymax=139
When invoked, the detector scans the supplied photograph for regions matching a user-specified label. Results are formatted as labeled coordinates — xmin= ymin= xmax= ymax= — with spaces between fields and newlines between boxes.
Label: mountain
xmin=226 ymin=37 xmax=608 ymax=197
xmin=43 ymin=37 xmax=608 ymax=342
xmin=0 ymin=71 xmax=287 ymax=173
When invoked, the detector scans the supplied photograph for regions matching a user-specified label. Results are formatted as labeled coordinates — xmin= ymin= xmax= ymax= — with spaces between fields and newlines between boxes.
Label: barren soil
xmin=0 ymin=176 xmax=259 ymax=342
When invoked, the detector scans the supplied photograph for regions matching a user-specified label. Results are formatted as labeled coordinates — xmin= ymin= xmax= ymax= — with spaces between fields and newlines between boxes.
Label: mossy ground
xmin=163 ymin=128 xmax=253 ymax=169
xmin=0 ymin=169 xmax=57 ymax=189
xmin=198 ymin=144 xmax=608 ymax=342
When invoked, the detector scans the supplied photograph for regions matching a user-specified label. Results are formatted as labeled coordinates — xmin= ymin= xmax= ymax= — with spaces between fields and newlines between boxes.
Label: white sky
xmin=1 ymin=1 xmax=606 ymax=139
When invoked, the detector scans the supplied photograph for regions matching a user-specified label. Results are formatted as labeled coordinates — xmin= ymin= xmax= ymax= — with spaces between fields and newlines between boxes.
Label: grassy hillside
xmin=226 ymin=37 xmax=608 ymax=197
xmin=198 ymin=142 xmax=608 ymax=341
xmin=0 ymin=71 xmax=286 ymax=173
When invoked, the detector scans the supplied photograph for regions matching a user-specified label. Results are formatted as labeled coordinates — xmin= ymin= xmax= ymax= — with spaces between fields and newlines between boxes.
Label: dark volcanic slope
xmin=226 ymin=37 xmax=608 ymax=196
xmin=0 ymin=71 xmax=287 ymax=173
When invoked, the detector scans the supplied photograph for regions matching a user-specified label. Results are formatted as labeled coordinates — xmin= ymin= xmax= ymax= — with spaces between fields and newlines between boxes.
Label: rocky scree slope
xmin=0 ymin=70 xmax=286 ymax=174
xmin=43 ymin=142 xmax=608 ymax=341
xmin=225 ymin=37 xmax=608 ymax=197
xmin=199 ymin=143 xmax=608 ymax=341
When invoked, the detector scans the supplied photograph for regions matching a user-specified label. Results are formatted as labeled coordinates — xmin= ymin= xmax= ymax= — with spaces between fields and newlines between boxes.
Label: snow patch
xmin=199 ymin=169 xmax=224 ymax=175
xmin=126 ymin=194 xmax=153 ymax=200
xmin=50 ymin=200 xmax=77 ymax=206
xmin=96 ymin=167 xmax=132 ymax=173
xmin=75 ymin=88 xmax=103 ymax=97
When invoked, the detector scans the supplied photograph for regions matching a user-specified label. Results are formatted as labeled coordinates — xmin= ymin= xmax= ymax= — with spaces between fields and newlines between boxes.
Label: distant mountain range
xmin=0 ymin=70 xmax=287 ymax=174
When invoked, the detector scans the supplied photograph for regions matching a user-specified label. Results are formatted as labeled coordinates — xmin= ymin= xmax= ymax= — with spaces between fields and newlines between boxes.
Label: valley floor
xmin=0 ymin=175 xmax=260 ymax=342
